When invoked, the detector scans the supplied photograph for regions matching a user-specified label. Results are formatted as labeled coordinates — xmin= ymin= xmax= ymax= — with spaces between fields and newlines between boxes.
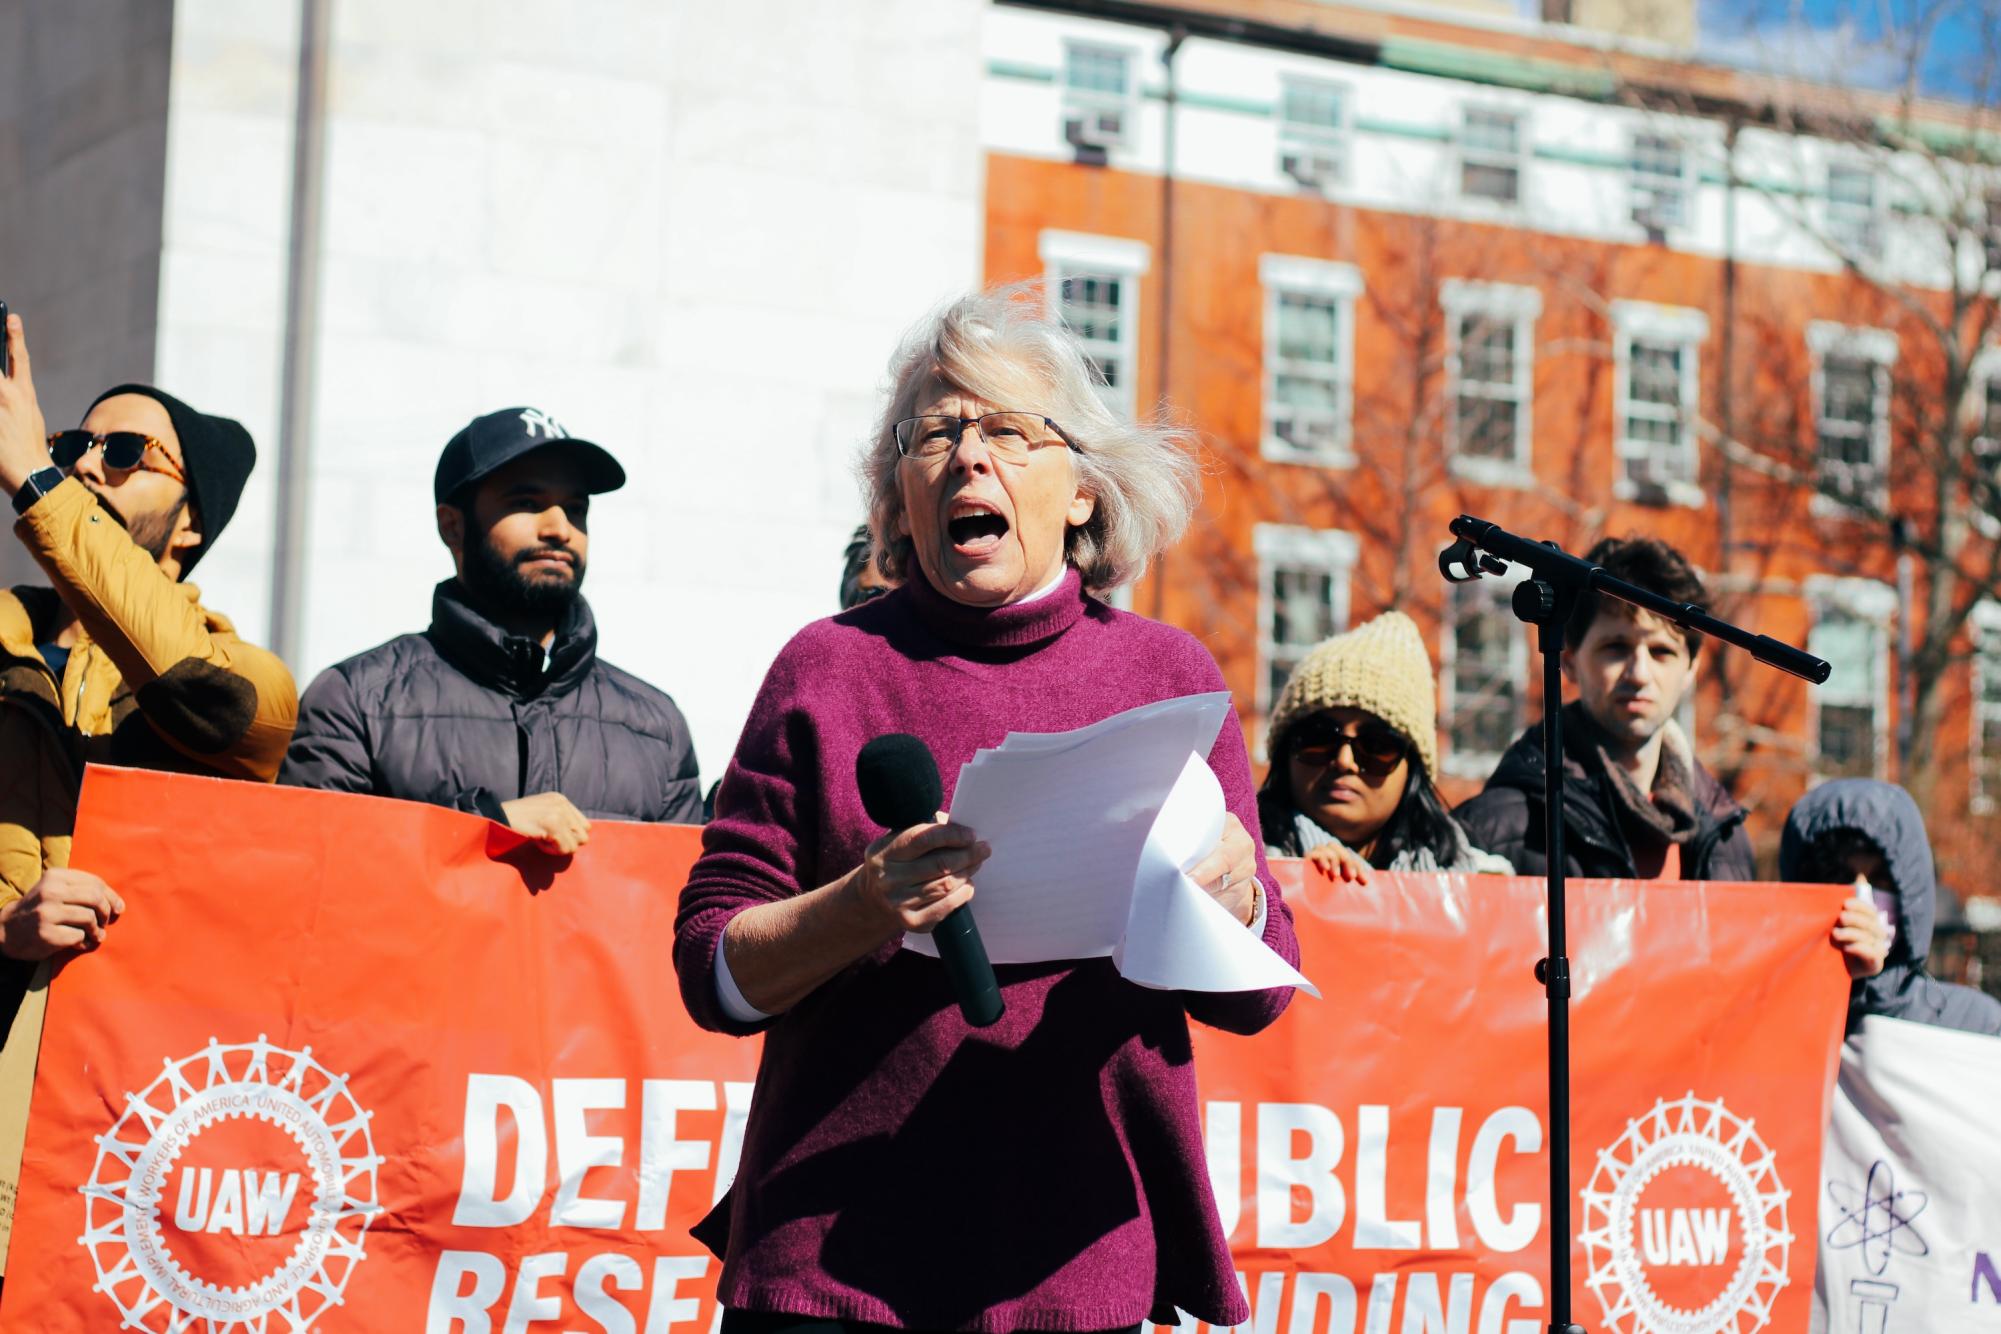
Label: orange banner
xmin=2 ymin=767 xmax=1850 ymax=1334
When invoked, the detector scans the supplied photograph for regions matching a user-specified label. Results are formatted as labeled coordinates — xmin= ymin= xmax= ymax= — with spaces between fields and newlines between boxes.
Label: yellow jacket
xmin=0 ymin=478 xmax=298 ymax=899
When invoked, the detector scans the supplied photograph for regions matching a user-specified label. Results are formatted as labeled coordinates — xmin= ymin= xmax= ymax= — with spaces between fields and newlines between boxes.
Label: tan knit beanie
xmin=1267 ymin=610 xmax=1439 ymax=778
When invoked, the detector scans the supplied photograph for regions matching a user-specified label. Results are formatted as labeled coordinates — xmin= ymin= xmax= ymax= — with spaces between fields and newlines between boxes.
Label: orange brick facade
xmin=983 ymin=150 xmax=2000 ymax=883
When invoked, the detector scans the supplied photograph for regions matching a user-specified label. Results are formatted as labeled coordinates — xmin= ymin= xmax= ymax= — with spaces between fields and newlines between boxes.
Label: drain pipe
xmin=269 ymin=0 xmax=331 ymax=667
xmin=1151 ymin=25 xmax=1184 ymax=622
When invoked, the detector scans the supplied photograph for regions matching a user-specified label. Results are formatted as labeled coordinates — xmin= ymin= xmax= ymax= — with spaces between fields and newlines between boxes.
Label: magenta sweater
xmin=673 ymin=568 xmax=1300 ymax=1331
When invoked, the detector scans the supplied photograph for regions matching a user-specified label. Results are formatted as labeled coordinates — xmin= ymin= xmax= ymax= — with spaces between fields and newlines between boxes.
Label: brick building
xmin=976 ymin=0 xmax=2001 ymax=982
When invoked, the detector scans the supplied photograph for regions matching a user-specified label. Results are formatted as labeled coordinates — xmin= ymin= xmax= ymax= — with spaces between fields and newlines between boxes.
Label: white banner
xmin=1813 ymin=1014 xmax=2001 ymax=1332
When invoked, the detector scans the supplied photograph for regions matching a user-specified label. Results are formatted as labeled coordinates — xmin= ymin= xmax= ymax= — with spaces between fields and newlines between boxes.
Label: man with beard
xmin=280 ymin=407 xmax=702 ymax=846
xmin=0 ymin=315 xmax=298 ymax=905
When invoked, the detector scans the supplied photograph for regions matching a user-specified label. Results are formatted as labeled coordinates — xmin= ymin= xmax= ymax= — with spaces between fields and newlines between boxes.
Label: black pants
xmin=721 ymin=1310 xmax=1145 ymax=1334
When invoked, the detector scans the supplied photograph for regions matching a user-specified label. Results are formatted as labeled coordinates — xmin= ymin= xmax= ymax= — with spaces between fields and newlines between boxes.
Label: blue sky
xmin=1692 ymin=0 xmax=1995 ymax=100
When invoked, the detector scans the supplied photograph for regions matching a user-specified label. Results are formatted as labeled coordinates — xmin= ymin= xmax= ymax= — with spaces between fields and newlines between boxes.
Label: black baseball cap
xmin=433 ymin=407 xmax=626 ymax=505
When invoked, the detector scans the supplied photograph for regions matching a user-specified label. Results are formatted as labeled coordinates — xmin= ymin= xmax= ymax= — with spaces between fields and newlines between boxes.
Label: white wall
xmin=982 ymin=6 xmax=1962 ymax=290
xmin=162 ymin=0 xmax=987 ymax=788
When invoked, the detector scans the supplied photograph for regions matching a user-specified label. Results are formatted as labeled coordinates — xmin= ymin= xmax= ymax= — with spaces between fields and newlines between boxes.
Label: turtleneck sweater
xmin=673 ymin=567 xmax=1299 ymax=1331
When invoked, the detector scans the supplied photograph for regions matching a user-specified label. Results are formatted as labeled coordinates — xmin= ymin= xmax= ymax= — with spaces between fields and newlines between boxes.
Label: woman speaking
xmin=673 ymin=289 xmax=1301 ymax=1333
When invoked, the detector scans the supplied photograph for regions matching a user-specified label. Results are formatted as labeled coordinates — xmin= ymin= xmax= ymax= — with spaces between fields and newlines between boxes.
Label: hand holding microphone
xmin=854 ymin=735 xmax=1005 ymax=1027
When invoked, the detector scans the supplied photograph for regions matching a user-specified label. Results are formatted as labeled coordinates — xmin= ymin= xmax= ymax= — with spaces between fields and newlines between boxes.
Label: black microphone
xmin=855 ymin=734 xmax=1004 ymax=1028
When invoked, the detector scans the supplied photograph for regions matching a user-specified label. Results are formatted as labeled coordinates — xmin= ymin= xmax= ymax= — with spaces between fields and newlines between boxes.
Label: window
xmin=1613 ymin=302 xmax=1708 ymax=504
xmin=1461 ymin=107 xmax=1524 ymax=205
xmin=1278 ymin=77 xmax=1348 ymax=189
xmin=1255 ymin=525 xmax=1357 ymax=718
xmin=1809 ymin=323 xmax=1896 ymax=511
xmin=1807 ymin=578 xmax=1893 ymax=780
xmin=1974 ymin=362 xmax=2001 ymax=532
xmin=1826 ymin=163 xmax=1882 ymax=260
xmin=1260 ymin=255 xmax=1363 ymax=464
xmin=1630 ymin=131 xmax=1687 ymax=234
xmin=1443 ymin=281 xmax=1540 ymax=480
xmin=1041 ymin=231 xmax=1149 ymax=417
xmin=1973 ymin=604 xmax=2001 ymax=812
xmin=1443 ymin=575 xmax=1527 ymax=775
xmin=1062 ymin=41 xmax=1134 ymax=150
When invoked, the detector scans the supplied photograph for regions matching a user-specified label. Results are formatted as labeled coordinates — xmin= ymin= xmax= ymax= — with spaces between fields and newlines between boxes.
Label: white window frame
xmin=1259 ymin=254 xmax=1363 ymax=467
xmin=1440 ymin=566 xmax=1529 ymax=778
xmin=1612 ymin=301 xmax=1708 ymax=507
xmin=1442 ymin=280 xmax=1540 ymax=485
xmin=1971 ymin=601 xmax=2001 ymax=813
xmin=1808 ymin=322 xmax=1897 ymax=516
xmin=1041 ymin=230 xmax=1150 ymax=419
xmin=1969 ymin=348 xmax=2001 ymax=539
xmin=1276 ymin=74 xmax=1350 ymax=192
xmin=1459 ymin=104 xmax=1527 ymax=207
xmin=1060 ymin=39 xmax=1136 ymax=151
xmin=1254 ymin=524 xmax=1358 ymax=725
xmin=1629 ymin=129 xmax=1689 ymax=236
xmin=1805 ymin=576 xmax=1895 ymax=782
xmin=1825 ymin=159 xmax=1884 ymax=262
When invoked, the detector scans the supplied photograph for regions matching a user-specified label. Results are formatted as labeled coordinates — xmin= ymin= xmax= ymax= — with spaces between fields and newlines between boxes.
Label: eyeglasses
xmin=47 ymin=431 xmax=186 ymax=484
xmin=1290 ymin=721 xmax=1410 ymax=779
xmin=892 ymin=413 xmax=1078 ymax=463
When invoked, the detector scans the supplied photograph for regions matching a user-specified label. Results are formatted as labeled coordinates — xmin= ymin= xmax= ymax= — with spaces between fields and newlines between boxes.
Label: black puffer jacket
xmin=1455 ymin=704 xmax=1754 ymax=881
xmin=1779 ymin=779 xmax=2001 ymax=1036
xmin=280 ymin=581 xmax=701 ymax=823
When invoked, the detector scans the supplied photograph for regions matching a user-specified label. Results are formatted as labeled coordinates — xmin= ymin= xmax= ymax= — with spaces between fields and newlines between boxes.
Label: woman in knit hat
xmin=1259 ymin=611 xmax=1510 ymax=877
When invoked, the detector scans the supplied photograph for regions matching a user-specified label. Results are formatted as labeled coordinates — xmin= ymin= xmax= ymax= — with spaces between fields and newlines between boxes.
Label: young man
xmin=1457 ymin=535 xmax=1755 ymax=881
xmin=0 ymin=314 xmax=298 ymax=907
xmin=281 ymin=407 xmax=703 ymax=845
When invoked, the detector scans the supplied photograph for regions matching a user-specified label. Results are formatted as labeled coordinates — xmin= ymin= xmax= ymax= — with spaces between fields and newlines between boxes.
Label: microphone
xmin=855 ymin=734 xmax=1004 ymax=1028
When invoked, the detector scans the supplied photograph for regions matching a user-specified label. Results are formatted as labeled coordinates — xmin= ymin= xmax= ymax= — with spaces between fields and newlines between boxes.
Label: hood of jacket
xmin=1778 ymin=779 xmax=1936 ymax=965
xmin=426 ymin=579 xmax=598 ymax=702
xmin=1776 ymin=778 xmax=2001 ymax=1035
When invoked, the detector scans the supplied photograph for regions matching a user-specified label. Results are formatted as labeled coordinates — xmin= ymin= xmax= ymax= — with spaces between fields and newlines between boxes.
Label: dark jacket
xmin=1778 ymin=779 xmax=2001 ymax=1036
xmin=280 ymin=580 xmax=701 ymax=824
xmin=1456 ymin=705 xmax=1754 ymax=881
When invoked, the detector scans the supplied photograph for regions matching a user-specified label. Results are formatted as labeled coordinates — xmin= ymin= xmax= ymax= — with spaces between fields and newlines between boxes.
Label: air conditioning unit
xmin=1624 ymin=458 xmax=1681 ymax=505
xmin=1281 ymin=148 xmax=1342 ymax=191
xmin=1280 ymin=416 xmax=1342 ymax=456
xmin=1065 ymin=106 xmax=1126 ymax=151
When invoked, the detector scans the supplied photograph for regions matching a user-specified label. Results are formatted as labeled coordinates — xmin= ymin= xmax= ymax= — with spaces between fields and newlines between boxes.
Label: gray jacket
xmin=1778 ymin=779 xmax=2001 ymax=1036
xmin=280 ymin=581 xmax=702 ymax=824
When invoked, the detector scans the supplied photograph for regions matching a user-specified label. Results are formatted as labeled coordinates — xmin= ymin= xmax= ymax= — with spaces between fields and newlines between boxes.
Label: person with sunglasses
xmin=0 ymin=314 xmax=298 ymax=909
xmin=1259 ymin=612 xmax=1511 ymax=880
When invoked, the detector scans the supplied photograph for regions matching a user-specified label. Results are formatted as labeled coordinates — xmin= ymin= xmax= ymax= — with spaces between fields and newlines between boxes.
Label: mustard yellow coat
xmin=0 ymin=478 xmax=298 ymax=899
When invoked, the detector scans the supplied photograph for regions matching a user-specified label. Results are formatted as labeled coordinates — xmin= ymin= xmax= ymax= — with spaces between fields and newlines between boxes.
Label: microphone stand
xmin=1438 ymin=515 xmax=1828 ymax=1334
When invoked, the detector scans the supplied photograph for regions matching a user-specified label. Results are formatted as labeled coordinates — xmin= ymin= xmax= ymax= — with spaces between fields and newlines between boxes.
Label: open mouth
xmin=946 ymin=502 xmax=1010 ymax=554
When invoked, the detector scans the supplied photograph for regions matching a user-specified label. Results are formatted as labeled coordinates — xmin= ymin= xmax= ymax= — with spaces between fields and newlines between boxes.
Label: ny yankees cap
xmin=433 ymin=406 xmax=627 ymax=504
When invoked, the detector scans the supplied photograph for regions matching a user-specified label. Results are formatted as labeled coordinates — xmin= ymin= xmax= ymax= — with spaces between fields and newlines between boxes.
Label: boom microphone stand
xmin=1437 ymin=516 xmax=1828 ymax=1334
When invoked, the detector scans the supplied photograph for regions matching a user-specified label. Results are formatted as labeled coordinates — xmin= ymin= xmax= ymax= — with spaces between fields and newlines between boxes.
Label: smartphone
xmin=1 ymin=300 xmax=10 ymax=378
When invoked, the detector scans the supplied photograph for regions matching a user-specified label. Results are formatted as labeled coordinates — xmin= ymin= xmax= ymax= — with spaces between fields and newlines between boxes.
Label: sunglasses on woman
xmin=1290 ymin=721 xmax=1409 ymax=778
xmin=46 ymin=430 xmax=186 ymax=483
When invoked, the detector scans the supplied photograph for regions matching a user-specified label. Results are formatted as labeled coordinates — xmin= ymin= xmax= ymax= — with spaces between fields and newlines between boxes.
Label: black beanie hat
xmin=86 ymin=384 xmax=256 ymax=575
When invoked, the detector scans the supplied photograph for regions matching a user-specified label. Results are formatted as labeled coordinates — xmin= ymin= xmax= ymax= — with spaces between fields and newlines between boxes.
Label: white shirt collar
xmin=1011 ymin=566 xmax=1070 ymax=606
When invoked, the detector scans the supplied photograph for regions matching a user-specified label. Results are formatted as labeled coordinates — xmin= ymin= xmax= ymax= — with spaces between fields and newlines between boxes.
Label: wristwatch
xmin=10 ymin=465 xmax=65 ymax=516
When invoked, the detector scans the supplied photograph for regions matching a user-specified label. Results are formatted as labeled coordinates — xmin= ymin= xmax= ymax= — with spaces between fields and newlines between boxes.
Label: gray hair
xmin=860 ymin=285 xmax=1199 ymax=595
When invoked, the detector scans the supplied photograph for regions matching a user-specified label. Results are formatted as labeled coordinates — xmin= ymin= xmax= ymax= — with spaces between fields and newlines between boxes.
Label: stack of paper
xmin=903 ymin=693 xmax=1317 ymax=995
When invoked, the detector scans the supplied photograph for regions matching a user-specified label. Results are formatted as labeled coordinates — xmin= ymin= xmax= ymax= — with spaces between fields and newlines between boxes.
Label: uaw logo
xmin=1579 ymin=1092 xmax=1792 ymax=1334
xmin=78 ymin=1036 xmax=383 ymax=1331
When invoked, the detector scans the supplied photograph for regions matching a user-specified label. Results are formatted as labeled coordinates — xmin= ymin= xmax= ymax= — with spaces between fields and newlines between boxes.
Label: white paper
xmin=904 ymin=693 xmax=1316 ymax=995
